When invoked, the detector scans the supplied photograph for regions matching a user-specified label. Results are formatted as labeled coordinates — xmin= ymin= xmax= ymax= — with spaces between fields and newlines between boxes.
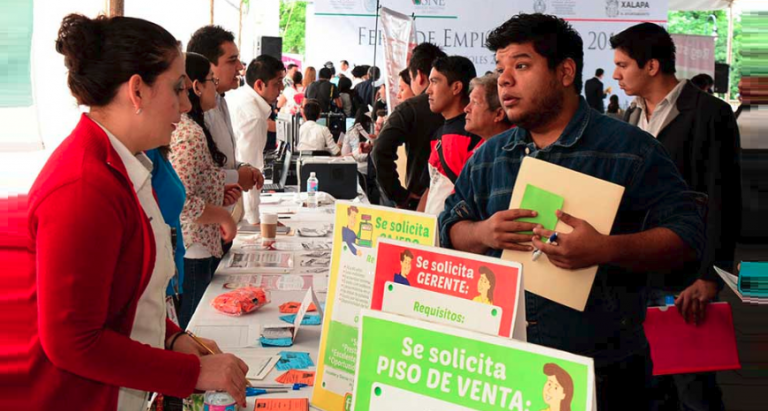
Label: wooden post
xmin=109 ymin=0 xmax=124 ymax=17
xmin=210 ymin=0 xmax=215 ymax=24
xmin=238 ymin=0 xmax=243 ymax=52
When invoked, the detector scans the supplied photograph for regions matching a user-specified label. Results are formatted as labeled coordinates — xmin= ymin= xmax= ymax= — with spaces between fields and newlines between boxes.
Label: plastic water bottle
xmin=203 ymin=391 xmax=237 ymax=410
xmin=307 ymin=172 xmax=319 ymax=208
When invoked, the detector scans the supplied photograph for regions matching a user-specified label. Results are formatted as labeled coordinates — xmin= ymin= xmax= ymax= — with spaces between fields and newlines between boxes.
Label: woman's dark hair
xmin=486 ymin=14 xmax=584 ymax=94
xmin=607 ymin=94 xmax=620 ymax=114
xmin=292 ymin=70 xmax=303 ymax=88
xmin=353 ymin=110 xmax=372 ymax=136
xmin=56 ymin=14 xmax=180 ymax=107
xmin=399 ymin=69 xmax=411 ymax=86
xmin=338 ymin=77 xmax=353 ymax=94
xmin=186 ymin=52 xmax=227 ymax=167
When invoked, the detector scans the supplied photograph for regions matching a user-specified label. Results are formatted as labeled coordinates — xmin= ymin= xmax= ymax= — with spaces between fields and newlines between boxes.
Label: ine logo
xmin=363 ymin=0 xmax=377 ymax=12
xmin=533 ymin=0 xmax=547 ymax=13
xmin=606 ymin=0 xmax=620 ymax=17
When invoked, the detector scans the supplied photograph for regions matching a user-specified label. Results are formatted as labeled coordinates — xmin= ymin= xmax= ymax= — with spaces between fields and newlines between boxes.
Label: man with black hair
xmin=419 ymin=56 xmax=482 ymax=216
xmin=283 ymin=63 xmax=298 ymax=89
xmin=188 ymin=26 xmax=262 ymax=194
xmin=227 ymin=55 xmax=285 ymax=224
xmin=305 ymin=67 xmax=341 ymax=113
xmin=439 ymin=14 xmax=706 ymax=410
xmin=612 ymin=22 xmax=739 ymax=411
xmin=585 ymin=68 xmax=611 ymax=112
xmin=353 ymin=66 xmax=381 ymax=112
xmin=372 ymin=42 xmax=446 ymax=209
xmin=297 ymin=99 xmax=340 ymax=155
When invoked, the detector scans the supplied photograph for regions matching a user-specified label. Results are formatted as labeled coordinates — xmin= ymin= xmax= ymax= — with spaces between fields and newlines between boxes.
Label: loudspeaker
xmin=260 ymin=36 xmax=282 ymax=60
xmin=714 ymin=63 xmax=730 ymax=94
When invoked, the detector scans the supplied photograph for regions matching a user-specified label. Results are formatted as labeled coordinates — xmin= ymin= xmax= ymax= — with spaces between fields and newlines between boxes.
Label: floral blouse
xmin=169 ymin=114 xmax=226 ymax=258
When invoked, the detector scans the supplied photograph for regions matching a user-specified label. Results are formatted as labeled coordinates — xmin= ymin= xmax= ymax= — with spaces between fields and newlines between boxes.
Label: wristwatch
xmin=236 ymin=162 xmax=253 ymax=169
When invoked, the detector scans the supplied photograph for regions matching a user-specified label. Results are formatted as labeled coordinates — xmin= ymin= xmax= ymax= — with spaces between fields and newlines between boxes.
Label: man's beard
xmin=509 ymin=79 xmax=564 ymax=131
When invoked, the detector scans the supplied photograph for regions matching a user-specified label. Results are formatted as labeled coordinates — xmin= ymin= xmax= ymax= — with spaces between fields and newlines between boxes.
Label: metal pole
xmin=109 ymin=0 xmax=124 ymax=17
xmin=371 ymin=0 xmax=381 ymax=113
xmin=210 ymin=0 xmax=215 ymax=25
xmin=726 ymin=3 xmax=735 ymax=101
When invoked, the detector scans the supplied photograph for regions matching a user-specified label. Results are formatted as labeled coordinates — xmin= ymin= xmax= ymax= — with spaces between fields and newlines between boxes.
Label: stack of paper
xmin=739 ymin=262 xmax=768 ymax=298
xmin=714 ymin=266 xmax=768 ymax=305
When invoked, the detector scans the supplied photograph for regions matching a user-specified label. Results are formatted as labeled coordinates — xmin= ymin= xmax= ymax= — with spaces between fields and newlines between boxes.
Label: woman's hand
xmin=223 ymin=184 xmax=242 ymax=207
xmin=197 ymin=354 xmax=249 ymax=408
xmin=220 ymin=214 xmax=238 ymax=243
xmin=169 ymin=333 xmax=222 ymax=356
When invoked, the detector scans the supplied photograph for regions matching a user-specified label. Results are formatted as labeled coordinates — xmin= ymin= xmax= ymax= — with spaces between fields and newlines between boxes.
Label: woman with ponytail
xmin=169 ymin=52 xmax=241 ymax=330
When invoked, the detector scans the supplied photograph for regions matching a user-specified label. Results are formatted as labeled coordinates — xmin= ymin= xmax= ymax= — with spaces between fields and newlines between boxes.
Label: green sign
xmin=0 ymin=0 xmax=34 ymax=107
xmin=353 ymin=310 xmax=594 ymax=411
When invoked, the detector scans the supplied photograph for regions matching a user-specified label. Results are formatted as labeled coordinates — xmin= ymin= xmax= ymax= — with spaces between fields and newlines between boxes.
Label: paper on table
xmin=275 ymin=369 xmax=315 ymax=385
xmin=714 ymin=265 xmax=768 ymax=305
xmin=253 ymin=398 xmax=309 ymax=411
xmin=517 ymin=184 xmax=564 ymax=235
xmin=501 ymin=157 xmax=624 ymax=312
xmin=228 ymin=349 xmax=281 ymax=380
xmin=190 ymin=324 xmax=261 ymax=348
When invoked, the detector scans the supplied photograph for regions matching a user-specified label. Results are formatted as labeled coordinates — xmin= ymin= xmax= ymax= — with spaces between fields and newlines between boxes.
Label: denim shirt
xmin=439 ymin=98 xmax=706 ymax=367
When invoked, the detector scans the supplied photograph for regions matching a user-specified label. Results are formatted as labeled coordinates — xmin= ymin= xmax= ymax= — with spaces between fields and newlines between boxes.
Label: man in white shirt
xmin=297 ymin=99 xmax=341 ymax=155
xmin=187 ymin=26 xmax=263 ymax=193
xmin=228 ymin=55 xmax=286 ymax=224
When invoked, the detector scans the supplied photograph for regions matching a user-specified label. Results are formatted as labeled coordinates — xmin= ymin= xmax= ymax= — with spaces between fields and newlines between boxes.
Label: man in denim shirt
xmin=439 ymin=14 xmax=705 ymax=410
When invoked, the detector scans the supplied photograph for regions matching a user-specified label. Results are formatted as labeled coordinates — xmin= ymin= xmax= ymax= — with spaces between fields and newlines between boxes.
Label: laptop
xmin=263 ymin=150 xmax=292 ymax=192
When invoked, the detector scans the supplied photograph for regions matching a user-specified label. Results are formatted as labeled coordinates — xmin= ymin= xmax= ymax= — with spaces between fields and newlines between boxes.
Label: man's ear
xmin=646 ymin=59 xmax=661 ymax=77
xmin=559 ymin=58 xmax=577 ymax=89
xmin=254 ymin=79 xmax=264 ymax=92
xmin=493 ymin=108 xmax=507 ymax=124
xmin=451 ymin=81 xmax=463 ymax=97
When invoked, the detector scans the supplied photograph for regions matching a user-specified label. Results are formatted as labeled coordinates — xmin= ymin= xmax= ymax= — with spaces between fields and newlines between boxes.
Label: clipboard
xmin=500 ymin=157 xmax=624 ymax=311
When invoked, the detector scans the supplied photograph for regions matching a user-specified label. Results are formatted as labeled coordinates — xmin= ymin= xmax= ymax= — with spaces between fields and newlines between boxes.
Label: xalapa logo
xmin=607 ymin=0 xmax=652 ymax=17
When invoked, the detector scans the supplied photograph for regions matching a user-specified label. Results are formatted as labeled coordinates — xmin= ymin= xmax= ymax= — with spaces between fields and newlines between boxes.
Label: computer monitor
xmin=345 ymin=118 xmax=355 ymax=131
xmin=316 ymin=118 xmax=328 ymax=127
xmin=277 ymin=149 xmax=292 ymax=186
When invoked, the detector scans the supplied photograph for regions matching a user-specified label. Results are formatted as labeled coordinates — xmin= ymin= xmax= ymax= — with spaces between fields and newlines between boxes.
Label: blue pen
xmin=246 ymin=387 xmax=289 ymax=397
xmin=532 ymin=232 xmax=558 ymax=262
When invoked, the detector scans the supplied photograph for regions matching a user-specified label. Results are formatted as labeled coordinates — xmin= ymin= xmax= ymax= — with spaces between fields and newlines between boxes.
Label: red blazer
xmin=1 ymin=115 xmax=200 ymax=409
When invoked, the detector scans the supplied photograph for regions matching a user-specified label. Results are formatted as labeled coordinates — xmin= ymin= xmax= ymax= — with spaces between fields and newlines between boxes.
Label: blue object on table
xmin=738 ymin=261 xmax=768 ymax=297
xmin=246 ymin=388 xmax=289 ymax=397
xmin=276 ymin=351 xmax=314 ymax=371
xmin=260 ymin=337 xmax=294 ymax=347
xmin=665 ymin=295 xmax=675 ymax=306
xmin=279 ymin=314 xmax=322 ymax=325
xmin=292 ymin=383 xmax=308 ymax=390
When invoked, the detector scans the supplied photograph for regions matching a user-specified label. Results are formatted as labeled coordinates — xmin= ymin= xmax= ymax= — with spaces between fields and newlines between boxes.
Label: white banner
xmin=380 ymin=7 xmax=416 ymax=111
xmin=670 ymin=34 xmax=715 ymax=80
xmin=307 ymin=0 xmax=669 ymax=108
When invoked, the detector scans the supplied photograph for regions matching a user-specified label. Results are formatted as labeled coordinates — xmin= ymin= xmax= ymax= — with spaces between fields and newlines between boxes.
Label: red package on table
xmin=211 ymin=286 xmax=270 ymax=316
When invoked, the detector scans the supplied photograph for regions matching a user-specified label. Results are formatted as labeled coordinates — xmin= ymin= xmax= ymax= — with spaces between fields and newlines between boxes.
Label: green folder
xmin=517 ymin=184 xmax=564 ymax=235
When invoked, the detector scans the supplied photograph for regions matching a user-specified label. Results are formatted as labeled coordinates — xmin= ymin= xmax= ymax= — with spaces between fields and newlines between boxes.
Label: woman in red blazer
xmin=14 ymin=14 xmax=248 ymax=409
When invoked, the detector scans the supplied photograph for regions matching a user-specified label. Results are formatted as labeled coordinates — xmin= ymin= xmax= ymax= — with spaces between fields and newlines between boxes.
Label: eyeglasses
xmin=204 ymin=76 xmax=220 ymax=87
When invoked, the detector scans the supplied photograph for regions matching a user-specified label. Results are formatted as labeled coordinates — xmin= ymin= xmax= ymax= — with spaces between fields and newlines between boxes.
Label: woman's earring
xmin=135 ymin=108 xmax=143 ymax=115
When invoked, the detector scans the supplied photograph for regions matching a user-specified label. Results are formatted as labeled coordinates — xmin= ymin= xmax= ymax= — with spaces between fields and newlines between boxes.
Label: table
xmin=186 ymin=192 xmax=365 ymax=410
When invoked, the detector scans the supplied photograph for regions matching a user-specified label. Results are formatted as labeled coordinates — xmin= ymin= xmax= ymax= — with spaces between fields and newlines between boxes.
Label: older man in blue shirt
xmin=439 ymin=14 xmax=706 ymax=411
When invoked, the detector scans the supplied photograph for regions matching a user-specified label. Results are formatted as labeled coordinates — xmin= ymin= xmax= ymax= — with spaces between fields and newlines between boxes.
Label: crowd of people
xmin=7 ymin=9 xmax=759 ymax=411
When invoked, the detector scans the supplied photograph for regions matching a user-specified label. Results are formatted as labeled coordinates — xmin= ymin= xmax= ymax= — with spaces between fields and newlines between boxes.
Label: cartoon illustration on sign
xmin=393 ymin=250 xmax=414 ymax=286
xmin=472 ymin=266 xmax=496 ymax=305
xmin=541 ymin=363 xmax=575 ymax=411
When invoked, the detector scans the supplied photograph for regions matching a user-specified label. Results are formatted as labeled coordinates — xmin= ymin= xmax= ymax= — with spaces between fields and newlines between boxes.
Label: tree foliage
xmin=280 ymin=0 xmax=306 ymax=56
xmin=667 ymin=10 xmax=742 ymax=98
